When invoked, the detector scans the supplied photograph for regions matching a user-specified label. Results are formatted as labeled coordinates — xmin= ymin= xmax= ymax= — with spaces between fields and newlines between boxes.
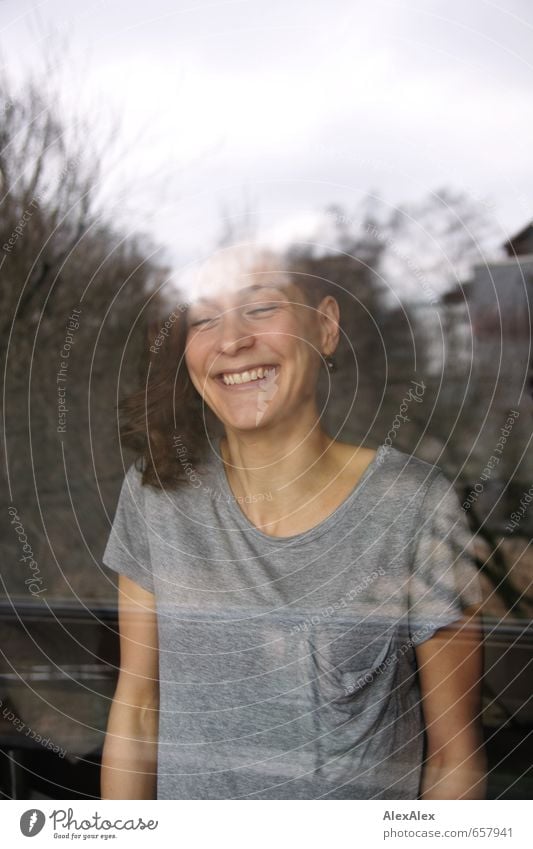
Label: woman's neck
xmin=219 ymin=423 xmax=354 ymax=536
xmin=221 ymin=425 xmax=334 ymax=488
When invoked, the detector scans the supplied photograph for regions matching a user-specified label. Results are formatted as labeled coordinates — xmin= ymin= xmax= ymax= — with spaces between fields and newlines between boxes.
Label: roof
xmin=503 ymin=222 xmax=533 ymax=257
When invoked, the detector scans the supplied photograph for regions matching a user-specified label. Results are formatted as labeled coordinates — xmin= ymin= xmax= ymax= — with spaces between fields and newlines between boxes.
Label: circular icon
xmin=20 ymin=809 xmax=46 ymax=837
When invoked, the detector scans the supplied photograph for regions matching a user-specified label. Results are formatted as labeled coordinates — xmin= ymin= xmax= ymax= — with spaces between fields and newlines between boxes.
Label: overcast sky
xmin=1 ymin=0 xmax=532 ymax=289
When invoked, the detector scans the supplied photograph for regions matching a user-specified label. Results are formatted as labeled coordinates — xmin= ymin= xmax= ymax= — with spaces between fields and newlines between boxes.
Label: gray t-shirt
xmin=101 ymin=441 xmax=482 ymax=800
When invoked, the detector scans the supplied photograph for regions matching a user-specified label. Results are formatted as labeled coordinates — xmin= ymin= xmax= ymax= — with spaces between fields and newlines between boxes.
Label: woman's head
xmin=119 ymin=244 xmax=341 ymax=488
xmin=183 ymin=245 xmax=340 ymax=435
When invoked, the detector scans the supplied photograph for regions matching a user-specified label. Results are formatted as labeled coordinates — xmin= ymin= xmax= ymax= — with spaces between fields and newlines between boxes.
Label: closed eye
xmin=189 ymin=318 xmax=216 ymax=327
xmin=247 ymin=306 xmax=277 ymax=315
xmin=188 ymin=303 xmax=280 ymax=328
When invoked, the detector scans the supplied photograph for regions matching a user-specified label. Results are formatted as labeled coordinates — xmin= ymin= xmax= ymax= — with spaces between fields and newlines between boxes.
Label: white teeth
xmin=221 ymin=366 xmax=276 ymax=385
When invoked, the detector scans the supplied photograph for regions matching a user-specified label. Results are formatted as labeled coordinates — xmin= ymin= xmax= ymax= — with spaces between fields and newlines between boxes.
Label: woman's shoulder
xmin=376 ymin=445 xmax=462 ymax=513
xmin=378 ymin=443 xmax=442 ymax=473
xmin=336 ymin=440 xmax=443 ymax=479
xmin=122 ymin=451 xmax=220 ymax=505
xmin=329 ymin=440 xmax=447 ymax=513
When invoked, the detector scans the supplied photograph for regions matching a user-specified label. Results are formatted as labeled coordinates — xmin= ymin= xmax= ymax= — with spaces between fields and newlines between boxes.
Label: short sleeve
xmin=408 ymin=470 xmax=483 ymax=646
xmin=102 ymin=461 xmax=154 ymax=594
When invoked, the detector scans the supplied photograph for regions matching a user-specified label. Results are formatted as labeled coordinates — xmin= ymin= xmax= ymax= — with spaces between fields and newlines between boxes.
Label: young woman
xmin=100 ymin=245 xmax=486 ymax=800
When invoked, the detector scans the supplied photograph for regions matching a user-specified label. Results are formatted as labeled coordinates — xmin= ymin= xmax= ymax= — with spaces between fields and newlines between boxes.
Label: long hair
xmin=118 ymin=250 xmax=341 ymax=489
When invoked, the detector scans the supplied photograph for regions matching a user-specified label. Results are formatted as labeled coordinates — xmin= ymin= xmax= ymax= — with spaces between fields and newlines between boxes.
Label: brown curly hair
xmin=118 ymin=250 xmax=343 ymax=489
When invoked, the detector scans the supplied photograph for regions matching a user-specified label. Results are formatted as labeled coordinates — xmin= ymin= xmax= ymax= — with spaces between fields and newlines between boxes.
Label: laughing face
xmin=183 ymin=248 xmax=338 ymax=432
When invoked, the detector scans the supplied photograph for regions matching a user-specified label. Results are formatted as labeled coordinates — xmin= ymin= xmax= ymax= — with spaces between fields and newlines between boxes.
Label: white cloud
xmin=2 ymin=0 xmax=531 ymax=293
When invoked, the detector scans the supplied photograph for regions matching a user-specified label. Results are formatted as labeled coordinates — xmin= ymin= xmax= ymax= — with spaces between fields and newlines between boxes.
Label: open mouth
xmin=214 ymin=364 xmax=279 ymax=388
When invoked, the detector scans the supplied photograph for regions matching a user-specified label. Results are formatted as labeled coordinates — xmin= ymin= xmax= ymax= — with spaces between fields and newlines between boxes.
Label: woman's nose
xmin=217 ymin=309 xmax=254 ymax=354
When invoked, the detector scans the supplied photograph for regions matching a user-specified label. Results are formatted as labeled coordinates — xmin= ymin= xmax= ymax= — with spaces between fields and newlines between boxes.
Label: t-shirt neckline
xmin=212 ymin=438 xmax=387 ymax=545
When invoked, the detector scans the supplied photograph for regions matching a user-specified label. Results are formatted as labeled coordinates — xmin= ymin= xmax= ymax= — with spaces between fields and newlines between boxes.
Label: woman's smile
xmin=214 ymin=364 xmax=280 ymax=390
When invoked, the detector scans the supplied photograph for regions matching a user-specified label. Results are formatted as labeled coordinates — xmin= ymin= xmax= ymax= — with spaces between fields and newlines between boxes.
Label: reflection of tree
xmin=285 ymin=191 xmax=470 ymax=445
xmin=463 ymin=500 xmax=532 ymax=619
xmin=287 ymin=194 xmax=531 ymax=621
xmin=1 ymin=65 xmax=528 ymax=616
xmin=1 ymin=72 xmax=167 ymax=599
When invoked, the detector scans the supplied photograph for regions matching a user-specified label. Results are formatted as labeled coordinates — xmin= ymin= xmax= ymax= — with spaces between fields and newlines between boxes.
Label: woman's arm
xmin=101 ymin=574 xmax=159 ymax=799
xmin=415 ymin=605 xmax=487 ymax=799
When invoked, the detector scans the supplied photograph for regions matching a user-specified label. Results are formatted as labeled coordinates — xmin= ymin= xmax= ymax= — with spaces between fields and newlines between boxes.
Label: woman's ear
xmin=318 ymin=295 xmax=340 ymax=355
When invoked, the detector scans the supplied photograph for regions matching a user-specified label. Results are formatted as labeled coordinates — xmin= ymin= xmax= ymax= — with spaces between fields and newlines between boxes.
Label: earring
xmin=324 ymin=354 xmax=337 ymax=373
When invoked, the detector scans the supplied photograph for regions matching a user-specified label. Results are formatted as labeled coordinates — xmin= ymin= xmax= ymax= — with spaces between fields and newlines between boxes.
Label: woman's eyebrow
xmin=194 ymin=283 xmax=287 ymax=306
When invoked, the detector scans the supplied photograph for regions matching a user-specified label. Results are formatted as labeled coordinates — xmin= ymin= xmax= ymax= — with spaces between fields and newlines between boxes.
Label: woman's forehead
xmin=181 ymin=245 xmax=293 ymax=304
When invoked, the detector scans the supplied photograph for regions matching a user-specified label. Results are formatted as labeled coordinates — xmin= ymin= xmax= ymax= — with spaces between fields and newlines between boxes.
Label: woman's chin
xmin=218 ymin=412 xmax=275 ymax=432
